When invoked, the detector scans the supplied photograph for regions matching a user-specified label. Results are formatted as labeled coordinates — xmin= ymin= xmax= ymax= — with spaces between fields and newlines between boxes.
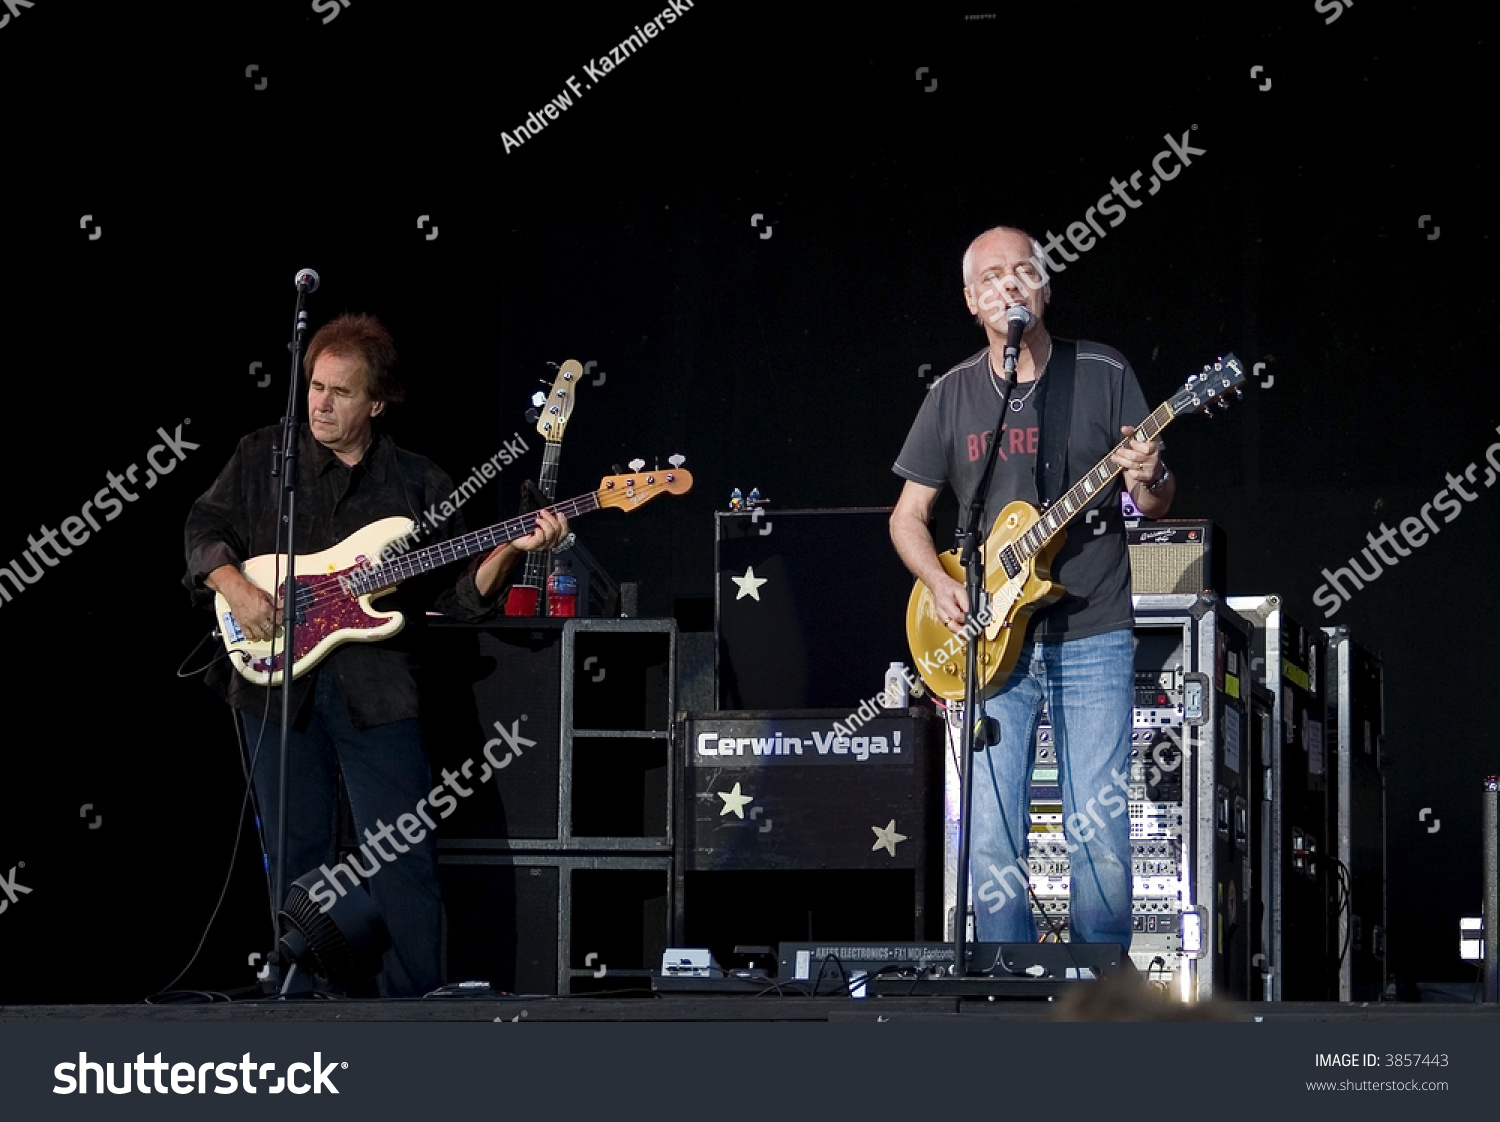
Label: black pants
xmin=239 ymin=672 xmax=442 ymax=997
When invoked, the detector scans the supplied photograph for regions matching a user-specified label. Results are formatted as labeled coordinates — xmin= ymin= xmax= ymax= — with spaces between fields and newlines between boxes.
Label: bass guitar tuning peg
xmin=669 ymin=454 xmax=686 ymax=468
xmin=628 ymin=458 xmax=646 ymax=472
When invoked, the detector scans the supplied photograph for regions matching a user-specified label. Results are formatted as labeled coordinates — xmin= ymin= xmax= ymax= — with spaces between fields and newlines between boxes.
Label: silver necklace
xmin=990 ymin=338 xmax=1054 ymax=413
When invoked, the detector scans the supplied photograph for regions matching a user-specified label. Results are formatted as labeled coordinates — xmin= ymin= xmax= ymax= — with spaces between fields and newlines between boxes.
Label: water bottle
xmin=883 ymin=661 xmax=910 ymax=710
xmin=546 ymin=559 xmax=578 ymax=618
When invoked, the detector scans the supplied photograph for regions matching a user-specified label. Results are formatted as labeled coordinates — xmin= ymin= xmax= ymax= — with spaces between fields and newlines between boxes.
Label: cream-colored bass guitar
xmin=217 ymin=463 xmax=692 ymax=686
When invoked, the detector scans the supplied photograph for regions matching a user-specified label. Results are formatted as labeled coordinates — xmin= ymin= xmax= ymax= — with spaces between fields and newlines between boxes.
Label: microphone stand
xmin=951 ymin=330 xmax=1022 ymax=978
xmin=264 ymin=275 xmax=315 ymax=995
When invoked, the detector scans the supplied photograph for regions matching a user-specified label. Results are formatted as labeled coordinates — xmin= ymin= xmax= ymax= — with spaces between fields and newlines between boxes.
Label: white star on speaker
xmin=871 ymin=819 xmax=907 ymax=857
xmin=718 ymin=782 xmax=754 ymax=819
xmin=731 ymin=565 xmax=768 ymax=601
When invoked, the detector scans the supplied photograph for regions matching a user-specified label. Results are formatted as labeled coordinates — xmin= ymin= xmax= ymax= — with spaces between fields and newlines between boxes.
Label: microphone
xmin=1002 ymin=304 xmax=1034 ymax=377
xmin=294 ymin=268 xmax=321 ymax=294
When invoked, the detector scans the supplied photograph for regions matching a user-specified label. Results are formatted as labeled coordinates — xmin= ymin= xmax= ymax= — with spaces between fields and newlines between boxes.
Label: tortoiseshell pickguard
xmin=245 ymin=573 xmax=400 ymax=681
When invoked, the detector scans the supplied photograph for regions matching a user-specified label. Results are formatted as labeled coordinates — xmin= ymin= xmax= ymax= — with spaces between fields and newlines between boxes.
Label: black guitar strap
xmin=1034 ymin=338 xmax=1077 ymax=507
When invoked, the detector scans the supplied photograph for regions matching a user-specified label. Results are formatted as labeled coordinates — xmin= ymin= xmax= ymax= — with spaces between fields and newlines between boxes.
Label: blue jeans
xmin=239 ymin=672 xmax=443 ymax=997
xmin=970 ymin=628 xmax=1134 ymax=947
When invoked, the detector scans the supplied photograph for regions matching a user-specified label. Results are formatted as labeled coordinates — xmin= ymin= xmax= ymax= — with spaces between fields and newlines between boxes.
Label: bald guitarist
xmin=889 ymin=226 xmax=1173 ymax=950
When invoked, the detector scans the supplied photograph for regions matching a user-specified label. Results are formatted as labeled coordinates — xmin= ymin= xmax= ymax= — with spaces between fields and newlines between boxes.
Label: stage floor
xmin=4 ymin=998 xmax=1497 ymax=1023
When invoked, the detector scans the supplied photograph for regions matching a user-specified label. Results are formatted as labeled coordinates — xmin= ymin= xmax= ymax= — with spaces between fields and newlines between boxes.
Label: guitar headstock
xmin=533 ymin=360 xmax=582 ymax=442
xmin=1169 ymin=353 xmax=1245 ymax=417
xmin=595 ymin=459 xmax=694 ymax=511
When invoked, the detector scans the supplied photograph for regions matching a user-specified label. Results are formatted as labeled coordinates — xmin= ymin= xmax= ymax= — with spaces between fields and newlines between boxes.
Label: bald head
xmin=962 ymin=226 xmax=1046 ymax=287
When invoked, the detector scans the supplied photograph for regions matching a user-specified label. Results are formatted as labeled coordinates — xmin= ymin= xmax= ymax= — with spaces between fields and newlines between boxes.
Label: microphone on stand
xmin=293 ymin=268 xmax=320 ymax=338
xmin=1002 ymin=304 xmax=1034 ymax=378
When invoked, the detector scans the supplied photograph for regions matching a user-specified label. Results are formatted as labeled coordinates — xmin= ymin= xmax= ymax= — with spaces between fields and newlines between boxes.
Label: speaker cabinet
xmin=440 ymin=855 xmax=671 ymax=995
xmin=420 ymin=618 xmax=675 ymax=849
xmin=678 ymin=708 xmax=943 ymax=957
xmin=422 ymin=618 xmax=677 ymax=993
xmin=715 ymin=508 xmax=915 ymax=710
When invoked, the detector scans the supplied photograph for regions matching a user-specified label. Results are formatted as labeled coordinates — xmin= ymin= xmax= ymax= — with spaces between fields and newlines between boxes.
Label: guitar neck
xmin=349 ymin=489 xmax=601 ymax=595
xmin=1008 ymin=400 xmax=1178 ymax=566
xmin=518 ymin=442 xmax=563 ymax=591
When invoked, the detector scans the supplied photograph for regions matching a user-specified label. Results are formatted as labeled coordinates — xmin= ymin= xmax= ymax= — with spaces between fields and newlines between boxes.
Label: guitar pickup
xmin=221 ymin=611 xmax=246 ymax=644
xmin=282 ymin=580 xmax=310 ymax=624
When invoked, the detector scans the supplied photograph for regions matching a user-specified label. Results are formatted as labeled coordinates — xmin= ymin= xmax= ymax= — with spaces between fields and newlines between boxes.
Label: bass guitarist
xmin=183 ymin=313 xmax=568 ymax=996
xmin=889 ymin=226 xmax=1173 ymax=948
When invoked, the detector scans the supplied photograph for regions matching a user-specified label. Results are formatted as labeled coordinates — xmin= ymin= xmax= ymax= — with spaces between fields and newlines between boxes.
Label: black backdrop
xmin=0 ymin=0 xmax=1493 ymax=1002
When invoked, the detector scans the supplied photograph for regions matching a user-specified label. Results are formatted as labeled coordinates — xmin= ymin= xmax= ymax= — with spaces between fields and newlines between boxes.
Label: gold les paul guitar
xmin=217 ymin=462 xmax=692 ymax=687
xmin=906 ymin=355 xmax=1245 ymax=701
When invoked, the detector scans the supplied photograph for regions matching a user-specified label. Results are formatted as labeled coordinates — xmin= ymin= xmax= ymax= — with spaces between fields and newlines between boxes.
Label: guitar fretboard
xmin=998 ymin=400 xmax=1177 ymax=578
xmin=347 ymin=490 xmax=602 ymax=596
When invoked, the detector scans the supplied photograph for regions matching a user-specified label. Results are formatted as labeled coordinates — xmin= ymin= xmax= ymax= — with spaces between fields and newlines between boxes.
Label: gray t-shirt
xmin=893 ymin=340 xmax=1150 ymax=641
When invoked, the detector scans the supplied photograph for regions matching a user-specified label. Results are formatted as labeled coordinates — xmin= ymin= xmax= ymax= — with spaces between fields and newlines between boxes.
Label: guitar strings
xmin=1012 ymin=404 xmax=1172 ymax=560
xmin=1009 ymin=365 xmax=1237 ymax=559
xmin=277 ymin=492 xmax=603 ymax=619
xmin=249 ymin=482 xmax=644 ymax=644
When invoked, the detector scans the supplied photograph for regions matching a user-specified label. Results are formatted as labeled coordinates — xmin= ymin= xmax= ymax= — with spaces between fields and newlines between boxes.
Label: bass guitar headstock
xmin=595 ymin=455 xmax=693 ymax=511
xmin=530 ymin=359 xmax=582 ymax=443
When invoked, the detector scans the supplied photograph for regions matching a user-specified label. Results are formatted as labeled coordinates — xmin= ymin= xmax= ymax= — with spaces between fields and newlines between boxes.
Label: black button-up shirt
xmin=184 ymin=423 xmax=504 ymax=728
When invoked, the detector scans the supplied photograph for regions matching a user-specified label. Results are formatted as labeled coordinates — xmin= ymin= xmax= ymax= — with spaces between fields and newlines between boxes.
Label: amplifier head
xmin=1127 ymin=520 xmax=1224 ymax=595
